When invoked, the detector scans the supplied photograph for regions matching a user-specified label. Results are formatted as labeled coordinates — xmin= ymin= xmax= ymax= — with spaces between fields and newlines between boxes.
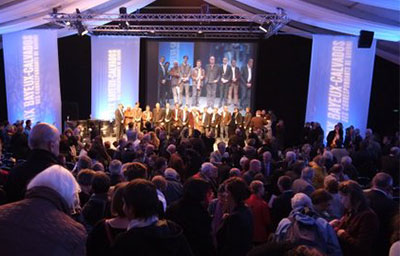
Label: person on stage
xmin=133 ymin=102 xmax=142 ymax=131
xmin=189 ymin=107 xmax=198 ymax=135
xmin=231 ymin=107 xmax=243 ymax=131
xmin=163 ymin=103 xmax=172 ymax=135
xmin=240 ymin=58 xmax=254 ymax=108
xmin=179 ymin=56 xmax=191 ymax=106
xmin=142 ymin=105 xmax=153 ymax=129
xmin=169 ymin=61 xmax=181 ymax=105
xmin=219 ymin=57 xmax=232 ymax=108
xmin=209 ymin=107 xmax=221 ymax=136
xmin=243 ymin=107 xmax=252 ymax=136
xmin=153 ymin=103 xmax=164 ymax=128
xmin=191 ymin=59 xmax=205 ymax=107
xmin=199 ymin=107 xmax=211 ymax=134
xmin=228 ymin=59 xmax=241 ymax=107
xmin=205 ymin=56 xmax=221 ymax=108
xmin=124 ymin=106 xmax=134 ymax=129
xmin=220 ymin=106 xmax=231 ymax=141
xmin=158 ymin=56 xmax=168 ymax=106
xmin=172 ymin=103 xmax=182 ymax=131
xmin=115 ymin=104 xmax=124 ymax=139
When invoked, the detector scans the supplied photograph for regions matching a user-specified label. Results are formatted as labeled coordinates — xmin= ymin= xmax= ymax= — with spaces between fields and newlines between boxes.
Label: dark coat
xmin=337 ymin=208 xmax=379 ymax=256
xmin=365 ymin=189 xmax=399 ymax=255
xmin=4 ymin=149 xmax=59 ymax=202
xmin=164 ymin=178 xmax=183 ymax=205
xmin=0 ymin=186 xmax=86 ymax=256
xmin=166 ymin=200 xmax=216 ymax=256
xmin=111 ymin=219 xmax=193 ymax=256
xmin=217 ymin=204 xmax=253 ymax=256
xmin=82 ymin=193 xmax=111 ymax=228
xmin=271 ymin=190 xmax=294 ymax=229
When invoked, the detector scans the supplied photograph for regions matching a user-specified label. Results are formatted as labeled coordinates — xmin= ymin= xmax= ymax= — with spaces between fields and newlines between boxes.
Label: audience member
xmin=292 ymin=167 xmax=315 ymax=196
xmin=0 ymin=165 xmax=86 ymax=255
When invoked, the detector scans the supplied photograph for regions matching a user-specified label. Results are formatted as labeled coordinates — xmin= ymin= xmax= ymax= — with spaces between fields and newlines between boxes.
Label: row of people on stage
xmin=115 ymin=103 xmax=274 ymax=139
xmin=158 ymin=55 xmax=254 ymax=109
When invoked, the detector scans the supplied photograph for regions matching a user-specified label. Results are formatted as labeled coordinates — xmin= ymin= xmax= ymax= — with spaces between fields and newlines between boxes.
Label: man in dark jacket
xmin=365 ymin=172 xmax=399 ymax=256
xmin=166 ymin=178 xmax=215 ymax=256
xmin=164 ymin=168 xmax=183 ymax=205
xmin=0 ymin=165 xmax=86 ymax=256
xmin=112 ymin=179 xmax=193 ymax=256
xmin=5 ymin=123 xmax=60 ymax=202
xmin=271 ymin=175 xmax=294 ymax=229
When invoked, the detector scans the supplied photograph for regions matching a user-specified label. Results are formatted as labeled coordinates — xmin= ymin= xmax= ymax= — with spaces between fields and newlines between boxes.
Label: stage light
xmin=259 ymin=24 xmax=268 ymax=33
xmin=119 ymin=7 xmax=129 ymax=29
xmin=77 ymin=22 xmax=88 ymax=36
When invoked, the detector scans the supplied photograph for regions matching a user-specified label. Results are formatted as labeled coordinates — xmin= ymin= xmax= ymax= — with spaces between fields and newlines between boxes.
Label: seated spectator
xmin=210 ymin=142 xmax=228 ymax=166
xmin=275 ymin=193 xmax=342 ymax=256
xmin=77 ymin=169 xmax=95 ymax=207
xmin=164 ymin=168 xmax=183 ymax=205
xmin=86 ymin=182 xmax=129 ymax=256
xmin=73 ymin=155 xmax=92 ymax=175
xmin=271 ymin=175 xmax=294 ymax=228
xmin=5 ymin=123 xmax=60 ymax=202
xmin=166 ymin=178 xmax=215 ymax=256
xmin=109 ymin=159 xmax=123 ymax=186
xmin=208 ymin=184 xmax=226 ymax=246
xmin=246 ymin=180 xmax=272 ymax=244
xmin=217 ymin=177 xmax=253 ymax=256
xmin=152 ymin=156 xmax=168 ymax=177
xmin=111 ymin=179 xmax=193 ymax=255
xmin=104 ymin=141 xmax=115 ymax=160
xmin=152 ymin=175 xmax=167 ymax=212
xmin=123 ymin=162 xmax=148 ymax=181
xmin=193 ymin=162 xmax=218 ymax=195
xmin=331 ymin=180 xmax=379 ymax=256
xmin=327 ymin=164 xmax=349 ymax=182
xmin=340 ymin=156 xmax=358 ymax=180
xmin=243 ymin=159 xmax=263 ymax=185
xmin=229 ymin=167 xmax=241 ymax=177
xmin=364 ymin=172 xmax=399 ymax=255
xmin=92 ymin=162 xmax=105 ymax=172
xmin=0 ymin=165 xmax=86 ymax=255
xmin=292 ymin=167 xmax=315 ymax=196
xmin=309 ymin=155 xmax=327 ymax=189
xmin=323 ymin=176 xmax=344 ymax=219
xmin=82 ymin=172 xmax=111 ymax=230
xmin=311 ymin=188 xmax=334 ymax=221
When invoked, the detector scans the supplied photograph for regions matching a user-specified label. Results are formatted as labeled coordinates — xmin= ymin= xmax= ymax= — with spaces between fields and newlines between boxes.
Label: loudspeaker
xmin=358 ymin=30 xmax=374 ymax=48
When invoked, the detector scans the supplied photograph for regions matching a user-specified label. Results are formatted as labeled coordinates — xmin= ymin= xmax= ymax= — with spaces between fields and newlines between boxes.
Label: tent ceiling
xmin=0 ymin=0 xmax=398 ymax=63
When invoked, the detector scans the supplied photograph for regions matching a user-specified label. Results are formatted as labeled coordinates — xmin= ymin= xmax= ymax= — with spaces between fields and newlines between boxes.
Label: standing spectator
xmin=271 ymin=176 xmax=294 ymax=229
xmin=292 ymin=167 xmax=315 ymax=196
xmin=0 ymin=165 xmax=86 ymax=256
xmin=77 ymin=169 xmax=95 ymax=207
xmin=109 ymin=160 xmax=123 ymax=186
xmin=86 ymin=182 xmax=129 ymax=256
xmin=246 ymin=180 xmax=272 ymax=245
xmin=164 ymin=168 xmax=183 ymax=206
xmin=111 ymin=179 xmax=193 ymax=256
xmin=82 ymin=172 xmax=111 ymax=230
xmin=364 ymin=172 xmax=399 ymax=256
xmin=217 ymin=177 xmax=253 ymax=256
xmin=5 ymin=123 xmax=60 ymax=202
xmin=275 ymin=193 xmax=342 ymax=256
xmin=331 ymin=180 xmax=379 ymax=256
xmin=166 ymin=178 xmax=215 ymax=256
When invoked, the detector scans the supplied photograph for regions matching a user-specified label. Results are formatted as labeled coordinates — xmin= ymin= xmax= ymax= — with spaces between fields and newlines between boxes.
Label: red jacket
xmin=245 ymin=194 xmax=272 ymax=242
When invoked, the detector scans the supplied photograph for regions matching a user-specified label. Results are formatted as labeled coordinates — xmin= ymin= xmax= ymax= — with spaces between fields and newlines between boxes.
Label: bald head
xmin=28 ymin=123 xmax=60 ymax=156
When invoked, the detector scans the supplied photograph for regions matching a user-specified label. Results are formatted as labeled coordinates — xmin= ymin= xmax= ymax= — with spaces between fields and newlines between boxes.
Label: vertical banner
xmin=3 ymin=30 xmax=62 ymax=129
xmin=91 ymin=36 xmax=140 ymax=120
xmin=305 ymin=35 xmax=376 ymax=140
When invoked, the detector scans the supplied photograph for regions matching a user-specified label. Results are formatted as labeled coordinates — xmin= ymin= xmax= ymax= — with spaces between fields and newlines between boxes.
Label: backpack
xmin=285 ymin=215 xmax=327 ymax=253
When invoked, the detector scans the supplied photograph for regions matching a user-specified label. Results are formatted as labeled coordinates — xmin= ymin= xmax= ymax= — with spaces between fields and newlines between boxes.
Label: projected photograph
xmin=153 ymin=41 xmax=257 ymax=112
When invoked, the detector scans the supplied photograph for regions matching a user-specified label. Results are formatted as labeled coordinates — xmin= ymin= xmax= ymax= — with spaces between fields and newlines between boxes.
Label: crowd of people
xmin=157 ymin=55 xmax=254 ymax=109
xmin=0 ymin=113 xmax=399 ymax=256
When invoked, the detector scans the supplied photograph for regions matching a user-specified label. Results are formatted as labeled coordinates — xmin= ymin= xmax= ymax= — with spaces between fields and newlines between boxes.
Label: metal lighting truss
xmin=48 ymin=12 xmax=289 ymax=39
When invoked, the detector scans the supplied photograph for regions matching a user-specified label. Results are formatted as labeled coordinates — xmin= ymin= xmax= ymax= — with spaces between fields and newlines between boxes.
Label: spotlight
xmin=119 ymin=7 xmax=129 ymax=29
xmin=77 ymin=22 xmax=88 ymax=36
xmin=258 ymin=25 xmax=268 ymax=33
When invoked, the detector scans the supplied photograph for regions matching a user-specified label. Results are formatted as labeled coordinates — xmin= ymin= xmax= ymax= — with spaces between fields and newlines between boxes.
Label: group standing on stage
xmin=158 ymin=55 xmax=254 ymax=109
xmin=115 ymin=103 xmax=275 ymax=140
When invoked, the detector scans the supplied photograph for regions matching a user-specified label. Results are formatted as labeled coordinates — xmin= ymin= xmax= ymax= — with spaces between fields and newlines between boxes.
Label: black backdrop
xmin=0 ymin=35 xmax=398 ymax=145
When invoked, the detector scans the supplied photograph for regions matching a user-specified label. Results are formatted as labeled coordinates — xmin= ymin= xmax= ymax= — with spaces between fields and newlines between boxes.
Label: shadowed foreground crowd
xmin=0 ymin=118 xmax=399 ymax=256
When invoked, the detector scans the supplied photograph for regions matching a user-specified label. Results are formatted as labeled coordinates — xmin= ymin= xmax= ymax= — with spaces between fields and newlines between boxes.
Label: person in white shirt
xmin=240 ymin=58 xmax=254 ymax=108
xmin=219 ymin=57 xmax=232 ymax=107
xmin=228 ymin=59 xmax=241 ymax=106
